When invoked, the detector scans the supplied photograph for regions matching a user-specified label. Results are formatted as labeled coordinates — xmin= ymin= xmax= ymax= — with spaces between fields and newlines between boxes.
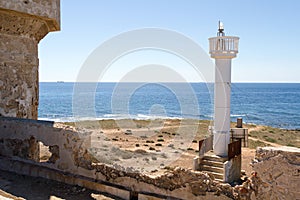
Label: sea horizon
xmin=38 ymin=82 xmax=300 ymax=130
xmin=41 ymin=81 xmax=300 ymax=84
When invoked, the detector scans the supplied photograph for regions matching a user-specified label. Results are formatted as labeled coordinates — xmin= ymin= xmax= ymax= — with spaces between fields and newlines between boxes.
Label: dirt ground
xmin=0 ymin=119 xmax=279 ymax=199
xmin=0 ymin=170 xmax=118 ymax=200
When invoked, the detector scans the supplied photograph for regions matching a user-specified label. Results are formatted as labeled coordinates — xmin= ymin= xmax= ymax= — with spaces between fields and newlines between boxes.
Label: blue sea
xmin=39 ymin=82 xmax=300 ymax=130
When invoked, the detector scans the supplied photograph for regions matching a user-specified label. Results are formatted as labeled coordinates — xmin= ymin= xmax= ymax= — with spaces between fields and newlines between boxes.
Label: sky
xmin=39 ymin=0 xmax=300 ymax=83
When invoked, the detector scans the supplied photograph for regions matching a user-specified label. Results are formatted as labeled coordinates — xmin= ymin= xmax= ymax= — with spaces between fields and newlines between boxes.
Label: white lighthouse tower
xmin=209 ymin=22 xmax=239 ymax=157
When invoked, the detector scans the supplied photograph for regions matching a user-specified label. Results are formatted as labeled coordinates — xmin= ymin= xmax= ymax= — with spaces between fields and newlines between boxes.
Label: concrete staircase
xmin=200 ymin=154 xmax=227 ymax=182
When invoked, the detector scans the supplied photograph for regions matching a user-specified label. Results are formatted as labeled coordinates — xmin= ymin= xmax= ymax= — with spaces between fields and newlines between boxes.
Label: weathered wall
xmin=252 ymin=146 xmax=300 ymax=200
xmin=224 ymin=154 xmax=241 ymax=183
xmin=0 ymin=0 xmax=60 ymax=119
xmin=0 ymin=117 xmax=238 ymax=199
xmin=0 ymin=0 xmax=60 ymax=30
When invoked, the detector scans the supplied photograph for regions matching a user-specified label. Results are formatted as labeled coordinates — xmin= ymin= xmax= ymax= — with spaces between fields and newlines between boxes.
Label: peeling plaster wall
xmin=0 ymin=0 xmax=60 ymax=119
xmin=0 ymin=35 xmax=39 ymax=119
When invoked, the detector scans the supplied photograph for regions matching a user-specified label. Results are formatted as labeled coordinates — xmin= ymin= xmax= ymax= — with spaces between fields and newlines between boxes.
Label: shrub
xmin=265 ymin=137 xmax=276 ymax=143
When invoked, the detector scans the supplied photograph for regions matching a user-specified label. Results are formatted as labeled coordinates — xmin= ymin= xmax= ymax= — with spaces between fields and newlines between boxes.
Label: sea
xmin=38 ymin=82 xmax=300 ymax=130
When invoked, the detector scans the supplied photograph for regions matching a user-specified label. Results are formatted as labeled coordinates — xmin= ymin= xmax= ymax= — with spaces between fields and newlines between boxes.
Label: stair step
xmin=202 ymin=171 xmax=224 ymax=180
xmin=203 ymin=155 xmax=228 ymax=162
xmin=202 ymin=165 xmax=224 ymax=174
xmin=214 ymin=178 xmax=224 ymax=183
xmin=201 ymin=160 xmax=224 ymax=168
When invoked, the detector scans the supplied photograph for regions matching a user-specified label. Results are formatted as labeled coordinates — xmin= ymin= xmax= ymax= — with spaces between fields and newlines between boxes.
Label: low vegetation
xmin=246 ymin=125 xmax=300 ymax=148
xmin=248 ymin=140 xmax=270 ymax=149
xmin=64 ymin=119 xmax=299 ymax=150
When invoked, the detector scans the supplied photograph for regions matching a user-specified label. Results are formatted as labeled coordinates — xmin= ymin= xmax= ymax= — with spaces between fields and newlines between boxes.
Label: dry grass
xmin=248 ymin=139 xmax=270 ymax=149
xmin=248 ymin=126 xmax=300 ymax=148
xmin=64 ymin=119 xmax=299 ymax=151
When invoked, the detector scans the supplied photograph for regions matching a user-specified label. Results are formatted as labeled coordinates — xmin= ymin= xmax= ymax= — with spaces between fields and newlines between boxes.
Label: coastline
xmin=56 ymin=118 xmax=299 ymax=175
xmin=62 ymin=118 xmax=300 ymax=149
xmin=39 ymin=82 xmax=300 ymax=130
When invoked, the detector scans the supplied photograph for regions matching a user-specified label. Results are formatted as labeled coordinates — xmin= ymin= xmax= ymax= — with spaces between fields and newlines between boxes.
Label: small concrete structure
xmin=231 ymin=118 xmax=249 ymax=147
xmin=0 ymin=0 xmax=60 ymax=119
xmin=224 ymin=154 xmax=241 ymax=183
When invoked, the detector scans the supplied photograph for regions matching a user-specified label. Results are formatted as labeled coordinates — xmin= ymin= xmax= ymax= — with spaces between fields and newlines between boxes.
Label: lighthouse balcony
xmin=209 ymin=36 xmax=239 ymax=58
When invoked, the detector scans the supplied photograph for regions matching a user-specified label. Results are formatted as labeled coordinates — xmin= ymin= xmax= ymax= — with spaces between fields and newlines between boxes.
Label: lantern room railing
xmin=209 ymin=36 xmax=239 ymax=58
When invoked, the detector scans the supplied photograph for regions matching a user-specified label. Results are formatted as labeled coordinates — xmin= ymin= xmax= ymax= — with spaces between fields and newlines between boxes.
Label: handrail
xmin=209 ymin=36 xmax=239 ymax=54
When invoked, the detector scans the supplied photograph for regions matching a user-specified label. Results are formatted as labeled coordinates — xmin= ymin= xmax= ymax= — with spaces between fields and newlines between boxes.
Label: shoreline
xmin=37 ymin=117 xmax=299 ymax=131
xmin=58 ymin=118 xmax=299 ymax=149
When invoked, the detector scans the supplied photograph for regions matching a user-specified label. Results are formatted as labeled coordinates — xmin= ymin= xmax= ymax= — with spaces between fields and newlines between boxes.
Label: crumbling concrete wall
xmin=252 ymin=146 xmax=300 ymax=200
xmin=224 ymin=154 xmax=241 ymax=183
xmin=0 ymin=0 xmax=60 ymax=119
xmin=0 ymin=117 xmax=238 ymax=199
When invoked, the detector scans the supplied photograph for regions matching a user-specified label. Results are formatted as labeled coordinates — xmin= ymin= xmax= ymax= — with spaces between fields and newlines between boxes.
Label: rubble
xmin=251 ymin=146 xmax=300 ymax=199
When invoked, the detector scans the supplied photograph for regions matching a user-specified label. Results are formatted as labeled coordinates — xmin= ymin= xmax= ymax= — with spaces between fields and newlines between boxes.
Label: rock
xmin=91 ymin=193 xmax=114 ymax=200
xmin=252 ymin=146 xmax=300 ymax=200
xmin=189 ymin=181 xmax=207 ymax=196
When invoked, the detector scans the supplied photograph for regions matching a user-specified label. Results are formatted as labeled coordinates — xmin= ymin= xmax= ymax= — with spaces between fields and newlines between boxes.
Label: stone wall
xmin=0 ymin=0 xmax=60 ymax=119
xmin=252 ymin=146 xmax=300 ymax=199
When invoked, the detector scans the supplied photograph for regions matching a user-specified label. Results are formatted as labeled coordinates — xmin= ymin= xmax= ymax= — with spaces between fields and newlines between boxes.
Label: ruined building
xmin=0 ymin=0 xmax=60 ymax=119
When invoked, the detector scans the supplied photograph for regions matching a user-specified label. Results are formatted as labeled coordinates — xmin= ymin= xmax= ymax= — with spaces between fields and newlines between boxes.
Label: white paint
xmin=209 ymin=36 xmax=239 ymax=157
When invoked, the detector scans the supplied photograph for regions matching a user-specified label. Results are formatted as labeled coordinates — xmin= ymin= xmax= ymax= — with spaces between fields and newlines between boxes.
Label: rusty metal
xmin=199 ymin=139 xmax=204 ymax=154
xmin=228 ymin=139 xmax=241 ymax=160
xmin=198 ymin=135 xmax=213 ymax=156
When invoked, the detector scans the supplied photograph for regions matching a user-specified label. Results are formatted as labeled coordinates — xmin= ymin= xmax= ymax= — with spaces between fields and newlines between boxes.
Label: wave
xmin=103 ymin=113 xmax=183 ymax=120
xmin=38 ymin=116 xmax=98 ymax=122
xmin=102 ymin=114 xmax=131 ymax=119
xmin=230 ymin=114 xmax=246 ymax=117
xmin=39 ymin=114 xmax=185 ymax=122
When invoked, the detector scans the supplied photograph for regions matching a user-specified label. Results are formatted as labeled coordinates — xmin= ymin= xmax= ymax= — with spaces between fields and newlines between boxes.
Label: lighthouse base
xmin=195 ymin=150 xmax=241 ymax=183
xmin=213 ymin=131 xmax=231 ymax=157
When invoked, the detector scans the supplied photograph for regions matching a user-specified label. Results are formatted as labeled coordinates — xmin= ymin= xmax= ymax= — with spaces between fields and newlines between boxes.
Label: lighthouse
xmin=209 ymin=22 xmax=239 ymax=157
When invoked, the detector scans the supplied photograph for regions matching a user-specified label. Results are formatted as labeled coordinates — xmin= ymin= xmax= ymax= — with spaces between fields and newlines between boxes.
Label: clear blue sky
xmin=39 ymin=0 xmax=300 ymax=83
